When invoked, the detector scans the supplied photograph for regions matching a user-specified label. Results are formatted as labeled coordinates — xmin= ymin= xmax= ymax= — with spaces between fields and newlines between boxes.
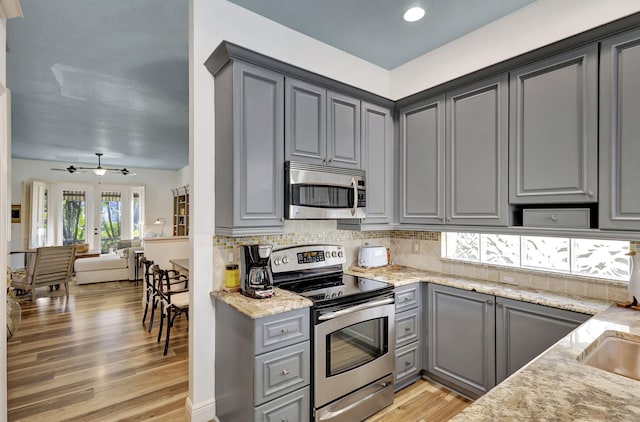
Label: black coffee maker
xmin=240 ymin=244 xmax=275 ymax=299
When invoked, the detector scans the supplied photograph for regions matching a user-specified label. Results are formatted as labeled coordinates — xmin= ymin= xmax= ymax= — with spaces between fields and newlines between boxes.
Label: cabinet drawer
xmin=396 ymin=308 xmax=421 ymax=348
xmin=254 ymin=386 xmax=310 ymax=422
xmin=255 ymin=309 xmax=310 ymax=355
xmin=522 ymin=208 xmax=590 ymax=228
xmin=254 ymin=342 xmax=310 ymax=406
xmin=395 ymin=284 xmax=421 ymax=312
xmin=395 ymin=342 xmax=421 ymax=385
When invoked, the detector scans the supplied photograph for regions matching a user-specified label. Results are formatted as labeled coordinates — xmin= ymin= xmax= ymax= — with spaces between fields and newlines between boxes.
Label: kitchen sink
xmin=578 ymin=331 xmax=640 ymax=381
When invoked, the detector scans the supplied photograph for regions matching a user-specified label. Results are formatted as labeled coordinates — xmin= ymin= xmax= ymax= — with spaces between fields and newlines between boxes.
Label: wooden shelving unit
xmin=172 ymin=185 xmax=189 ymax=236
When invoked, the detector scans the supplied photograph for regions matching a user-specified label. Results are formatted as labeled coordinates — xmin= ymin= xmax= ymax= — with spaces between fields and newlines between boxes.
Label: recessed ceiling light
xmin=403 ymin=6 xmax=425 ymax=22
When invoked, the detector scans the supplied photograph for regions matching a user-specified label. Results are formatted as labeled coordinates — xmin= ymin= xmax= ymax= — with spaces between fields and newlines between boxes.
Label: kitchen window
xmin=443 ymin=233 xmax=630 ymax=282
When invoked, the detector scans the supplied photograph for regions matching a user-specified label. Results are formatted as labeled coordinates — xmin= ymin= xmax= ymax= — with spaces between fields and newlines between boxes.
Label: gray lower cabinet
xmin=495 ymin=297 xmax=590 ymax=383
xmin=399 ymin=95 xmax=446 ymax=224
xmin=445 ymin=74 xmax=509 ymax=226
xmin=215 ymin=301 xmax=311 ymax=422
xmin=285 ymin=79 xmax=361 ymax=169
xmin=427 ymin=284 xmax=495 ymax=398
xmin=214 ymin=60 xmax=284 ymax=236
xmin=599 ymin=28 xmax=640 ymax=230
xmin=509 ymin=44 xmax=598 ymax=204
xmin=394 ymin=283 xmax=423 ymax=391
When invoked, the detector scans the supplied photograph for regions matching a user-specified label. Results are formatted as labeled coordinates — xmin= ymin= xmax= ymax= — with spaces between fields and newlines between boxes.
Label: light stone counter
xmin=451 ymin=304 xmax=640 ymax=421
xmin=211 ymin=287 xmax=312 ymax=319
xmin=345 ymin=266 xmax=611 ymax=315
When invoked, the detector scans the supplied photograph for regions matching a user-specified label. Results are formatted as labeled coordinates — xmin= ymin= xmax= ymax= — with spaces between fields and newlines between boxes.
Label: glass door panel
xmin=99 ymin=191 xmax=123 ymax=254
xmin=62 ymin=190 xmax=87 ymax=246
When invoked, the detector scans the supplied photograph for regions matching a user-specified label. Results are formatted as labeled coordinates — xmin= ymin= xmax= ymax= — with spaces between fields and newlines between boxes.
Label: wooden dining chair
xmin=140 ymin=257 xmax=155 ymax=327
xmin=154 ymin=266 xmax=189 ymax=355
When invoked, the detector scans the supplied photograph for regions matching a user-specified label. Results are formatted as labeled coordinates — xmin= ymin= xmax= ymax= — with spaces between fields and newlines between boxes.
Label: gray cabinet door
xmin=599 ymin=28 xmax=640 ymax=230
xmin=427 ymin=284 xmax=495 ymax=398
xmin=327 ymin=90 xmax=361 ymax=169
xmin=399 ymin=96 xmax=446 ymax=224
xmin=361 ymin=102 xmax=393 ymax=224
xmin=215 ymin=61 xmax=284 ymax=235
xmin=495 ymin=297 xmax=590 ymax=383
xmin=285 ymin=78 xmax=326 ymax=166
xmin=509 ymin=44 xmax=598 ymax=204
xmin=446 ymin=75 xmax=509 ymax=226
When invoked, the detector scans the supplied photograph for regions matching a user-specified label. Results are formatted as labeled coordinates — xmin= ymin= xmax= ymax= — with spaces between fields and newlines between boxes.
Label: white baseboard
xmin=185 ymin=397 xmax=218 ymax=422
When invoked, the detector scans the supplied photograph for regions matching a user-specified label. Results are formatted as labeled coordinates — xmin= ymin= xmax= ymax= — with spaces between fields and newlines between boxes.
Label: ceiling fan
xmin=51 ymin=153 xmax=136 ymax=176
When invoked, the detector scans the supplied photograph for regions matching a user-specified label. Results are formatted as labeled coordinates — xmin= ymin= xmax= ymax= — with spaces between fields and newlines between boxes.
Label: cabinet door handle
xmin=486 ymin=299 xmax=493 ymax=305
xmin=587 ymin=190 xmax=594 ymax=198
xmin=281 ymin=369 xmax=290 ymax=376
xmin=551 ymin=214 xmax=557 ymax=222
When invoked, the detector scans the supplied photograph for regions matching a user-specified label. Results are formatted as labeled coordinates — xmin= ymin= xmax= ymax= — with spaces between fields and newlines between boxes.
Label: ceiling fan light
xmin=403 ymin=6 xmax=425 ymax=22
xmin=93 ymin=167 xmax=107 ymax=176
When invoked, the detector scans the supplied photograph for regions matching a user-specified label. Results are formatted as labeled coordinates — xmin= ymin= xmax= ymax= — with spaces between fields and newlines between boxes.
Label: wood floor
xmin=7 ymin=283 xmax=189 ymax=421
xmin=7 ymin=283 xmax=470 ymax=422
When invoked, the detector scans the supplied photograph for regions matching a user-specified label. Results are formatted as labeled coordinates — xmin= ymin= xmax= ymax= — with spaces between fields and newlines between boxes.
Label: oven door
xmin=314 ymin=298 xmax=395 ymax=408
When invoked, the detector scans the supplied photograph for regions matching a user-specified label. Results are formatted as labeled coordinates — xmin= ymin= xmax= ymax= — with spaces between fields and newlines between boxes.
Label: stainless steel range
xmin=271 ymin=244 xmax=395 ymax=422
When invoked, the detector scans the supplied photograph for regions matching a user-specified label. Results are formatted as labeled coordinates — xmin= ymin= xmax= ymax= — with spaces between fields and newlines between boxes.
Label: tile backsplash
xmin=212 ymin=224 xmax=633 ymax=302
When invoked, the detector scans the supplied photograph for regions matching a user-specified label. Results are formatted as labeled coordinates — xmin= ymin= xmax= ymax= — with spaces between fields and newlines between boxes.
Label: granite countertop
xmin=211 ymin=287 xmax=312 ymax=319
xmin=451 ymin=304 xmax=640 ymax=421
xmin=345 ymin=266 xmax=610 ymax=315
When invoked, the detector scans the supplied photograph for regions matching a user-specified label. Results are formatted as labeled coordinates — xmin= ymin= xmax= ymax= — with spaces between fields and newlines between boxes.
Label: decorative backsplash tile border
xmin=213 ymin=229 xmax=442 ymax=249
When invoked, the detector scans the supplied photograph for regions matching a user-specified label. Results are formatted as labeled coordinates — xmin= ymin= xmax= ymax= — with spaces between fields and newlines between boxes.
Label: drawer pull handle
xmin=550 ymin=214 xmax=557 ymax=222
xmin=281 ymin=369 xmax=290 ymax=376
xmin=282 ymin=420 xmax=288 ymax=422
xmin=405 ymin=361 xmax=411 ymax=366
xmin=405 ymin=327 xmax=411 ymax=331
xmin=281 ymin=328 xmax=289 ymax=333
xmin=403 ymin=297 xmax=410 ymax=301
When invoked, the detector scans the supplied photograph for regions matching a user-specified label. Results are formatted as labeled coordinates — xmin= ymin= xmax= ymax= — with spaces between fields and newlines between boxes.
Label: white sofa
xmin=74 ymin=240 xmax=143 ymax=284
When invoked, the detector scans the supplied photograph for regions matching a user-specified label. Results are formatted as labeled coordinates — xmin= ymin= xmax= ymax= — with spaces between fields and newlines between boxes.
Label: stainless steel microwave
xmin=285 ymin=161 xmax=366 ymax=220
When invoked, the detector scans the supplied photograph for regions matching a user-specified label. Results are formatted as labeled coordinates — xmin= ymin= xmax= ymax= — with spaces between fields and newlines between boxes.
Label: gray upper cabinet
xmin=285 ymin=78 xmax=327 ymax=166
xmin=427 ymin=284 xmax=495 ymax=398
xmin=509 ymin=44 xmax=598 ymax=204
xmin=361 ymin=102 xmax=393 ymax=225
xmin=214 ymin=61 xmax=284 ymax=236
xmin=599 ymin=28 xmax=640 ymax=230
xmin=285 ymin=80 xmax=361 ymax=169
xmin=495 ymin=297 xmax=589 ymax=383
xmin=446 ymin=75 xmax=509 ymax=226
xmin=399 ymin=95 xmax=446 ymax=224
xmin=327 ymin=90 xmax=361 ymax=169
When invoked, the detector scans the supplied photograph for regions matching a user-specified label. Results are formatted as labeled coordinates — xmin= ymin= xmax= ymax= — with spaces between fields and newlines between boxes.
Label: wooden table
xmin=170 ymin=258 xmax=189 ymax=276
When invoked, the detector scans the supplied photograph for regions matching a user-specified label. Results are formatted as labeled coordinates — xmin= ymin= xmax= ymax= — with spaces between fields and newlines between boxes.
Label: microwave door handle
xmin=351 ymin=177 xmax=357 ymax=216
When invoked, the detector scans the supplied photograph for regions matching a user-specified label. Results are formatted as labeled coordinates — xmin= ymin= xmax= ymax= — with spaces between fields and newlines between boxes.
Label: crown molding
xmin=0 ymin=0 xmax=23 ymax=19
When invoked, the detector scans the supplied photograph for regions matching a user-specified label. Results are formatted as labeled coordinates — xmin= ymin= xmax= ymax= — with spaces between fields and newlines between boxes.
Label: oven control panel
xmin=271 ymin=244 xmax=345 ymax=273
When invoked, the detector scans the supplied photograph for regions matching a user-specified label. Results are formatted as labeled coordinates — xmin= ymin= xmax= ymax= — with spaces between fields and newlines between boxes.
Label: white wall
xmin=390 ymin=0 xmax=640 ymax=99
xmin=178 ymin=166 xmax=189 ymax=187
xmin=10 ymin=158 xmax=182 ymax=250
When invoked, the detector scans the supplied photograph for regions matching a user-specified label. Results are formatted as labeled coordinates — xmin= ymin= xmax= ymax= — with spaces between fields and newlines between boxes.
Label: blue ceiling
xmin=7 ymin=0 xmax=188 ymax=170
xmin=227 ymin=0 xmax=537 ymax=69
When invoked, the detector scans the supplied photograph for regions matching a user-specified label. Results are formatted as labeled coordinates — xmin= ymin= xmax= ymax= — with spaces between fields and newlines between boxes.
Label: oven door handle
xmin=318 ymin=297 xmax=394 ymax=321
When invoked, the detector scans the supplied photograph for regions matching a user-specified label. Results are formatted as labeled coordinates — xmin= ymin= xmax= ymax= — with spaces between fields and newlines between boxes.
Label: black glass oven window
xmin=326 ymin=318 xmax=388 ymax=376
xmin=291 ymin=184 xmax=354 ymax=209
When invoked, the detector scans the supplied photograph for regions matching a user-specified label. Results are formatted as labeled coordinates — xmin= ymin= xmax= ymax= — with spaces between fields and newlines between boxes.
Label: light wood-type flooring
xmin=7 ymin=283 xmax=188 ymax=421
xmin=7 ymin=282 xmax=470 ymax=421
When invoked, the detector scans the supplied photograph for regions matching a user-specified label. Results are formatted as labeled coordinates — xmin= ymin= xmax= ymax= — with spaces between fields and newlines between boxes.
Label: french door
xmin=30 ymin=182 xmax=144 ymax=253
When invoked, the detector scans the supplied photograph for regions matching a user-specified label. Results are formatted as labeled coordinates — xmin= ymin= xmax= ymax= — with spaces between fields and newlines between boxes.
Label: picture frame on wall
xmin=11 ymin=204 xmax=21 ymax=223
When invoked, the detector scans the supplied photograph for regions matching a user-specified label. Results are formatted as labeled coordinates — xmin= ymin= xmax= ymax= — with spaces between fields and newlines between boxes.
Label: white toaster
xmin=358 ymin=246 xmax=388 ymax=268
